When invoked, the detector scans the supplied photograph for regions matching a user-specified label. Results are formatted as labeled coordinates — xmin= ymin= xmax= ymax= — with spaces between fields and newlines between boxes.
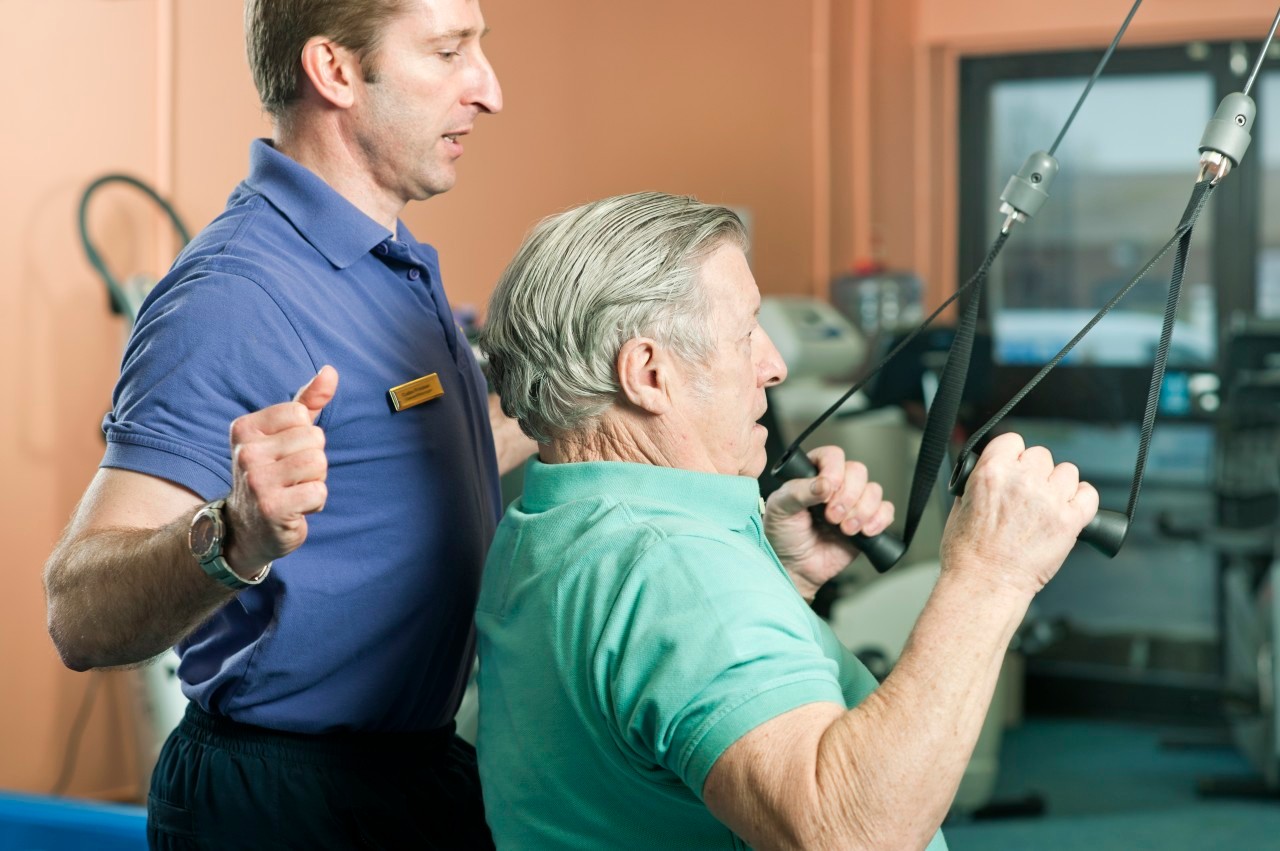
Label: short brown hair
xmin=244 ymin=0 xmax=407 ymax=119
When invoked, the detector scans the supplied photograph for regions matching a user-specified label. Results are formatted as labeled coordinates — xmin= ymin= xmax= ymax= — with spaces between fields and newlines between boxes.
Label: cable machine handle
xmin=948 ymin=453 xmax=1130 ymax=557
xmin=774 ymin=450 xmax=908 ymax=573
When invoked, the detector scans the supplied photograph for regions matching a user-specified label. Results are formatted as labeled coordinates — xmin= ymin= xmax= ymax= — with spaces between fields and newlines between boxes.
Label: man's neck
xmin=542 ymin=411 xmax=715 ymax=475
xmin=273 ymin=126 xmax=404 ymax=232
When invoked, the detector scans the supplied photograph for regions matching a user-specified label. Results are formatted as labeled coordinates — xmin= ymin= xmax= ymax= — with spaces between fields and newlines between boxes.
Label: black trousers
xmin=147 ymin=703 xmax=495 ymax=850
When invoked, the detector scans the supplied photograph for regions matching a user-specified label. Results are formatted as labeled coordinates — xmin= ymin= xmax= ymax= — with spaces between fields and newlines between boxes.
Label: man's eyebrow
xmin=428 ymin=26 xmax=490 ymax=43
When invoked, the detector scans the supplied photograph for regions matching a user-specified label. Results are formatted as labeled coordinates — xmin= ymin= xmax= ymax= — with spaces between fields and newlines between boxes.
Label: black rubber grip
xmin=772 ymin=451 xmax=907 ymax=573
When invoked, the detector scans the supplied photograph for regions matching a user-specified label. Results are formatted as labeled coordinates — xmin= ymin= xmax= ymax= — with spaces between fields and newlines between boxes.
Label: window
xmin=960 ymin=43 xmax=1263 ymax=422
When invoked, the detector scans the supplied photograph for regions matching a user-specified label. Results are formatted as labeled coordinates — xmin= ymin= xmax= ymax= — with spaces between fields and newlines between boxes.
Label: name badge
xmin=388 ymin=373 xmax=444 ymax=411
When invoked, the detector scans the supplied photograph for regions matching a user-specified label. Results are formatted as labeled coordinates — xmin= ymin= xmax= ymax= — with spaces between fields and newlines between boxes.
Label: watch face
xmin=189 ymin=510 xmax=221 ymax=561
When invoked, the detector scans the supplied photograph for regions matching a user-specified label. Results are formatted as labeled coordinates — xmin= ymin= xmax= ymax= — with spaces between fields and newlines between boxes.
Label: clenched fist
xmin=221 ymin=366 xmax=338 ymax=576
xmin=941 ymin=432 xmax=1099 ymax=597
xmin=765 ymin=444 xmax=896 ymax=601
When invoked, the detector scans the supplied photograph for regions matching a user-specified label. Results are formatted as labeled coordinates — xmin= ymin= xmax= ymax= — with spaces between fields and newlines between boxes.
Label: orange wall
xmin=5 ymin=0 xmax=1278 ymax=801
xmin=412 ymin=0 xmax=830 ymax=312
xmin=1 ymin=0 xmax=165 ymax=800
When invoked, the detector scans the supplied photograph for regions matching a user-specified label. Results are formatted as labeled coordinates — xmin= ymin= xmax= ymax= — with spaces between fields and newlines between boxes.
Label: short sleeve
xmin=596 ymin=534 xmax=845 ymax=798
xmin=101 ymin=268 xmax=316 ymax=500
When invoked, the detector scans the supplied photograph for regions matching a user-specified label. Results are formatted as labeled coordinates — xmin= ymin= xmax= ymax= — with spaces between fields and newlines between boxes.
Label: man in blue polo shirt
xmin=42 ymin=1 xmax=528 ymax=847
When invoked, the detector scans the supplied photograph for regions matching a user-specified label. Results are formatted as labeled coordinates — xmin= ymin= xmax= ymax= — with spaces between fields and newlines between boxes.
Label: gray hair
xmin=480 ymin=192 xmax=748 ymax=443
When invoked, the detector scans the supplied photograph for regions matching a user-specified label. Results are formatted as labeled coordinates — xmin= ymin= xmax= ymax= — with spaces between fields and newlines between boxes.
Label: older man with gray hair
xmin=476 ymin=192 xmax=1097 ymax=850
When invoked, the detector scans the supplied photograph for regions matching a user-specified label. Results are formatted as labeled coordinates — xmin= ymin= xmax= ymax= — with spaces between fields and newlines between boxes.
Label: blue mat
xmin=0 ymin=791 xmax=146 ymax=851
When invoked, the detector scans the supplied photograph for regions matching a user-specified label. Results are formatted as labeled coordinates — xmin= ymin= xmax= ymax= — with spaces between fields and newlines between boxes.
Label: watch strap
xmin=199 ymin=553 xmax=271 ymax=590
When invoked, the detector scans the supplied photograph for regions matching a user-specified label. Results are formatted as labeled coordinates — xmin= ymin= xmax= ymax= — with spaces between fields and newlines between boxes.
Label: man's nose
xmin=757 ymin=328 xmax=787 ymax=387
xmin=470 ymin=50 xmax=503 ymax=114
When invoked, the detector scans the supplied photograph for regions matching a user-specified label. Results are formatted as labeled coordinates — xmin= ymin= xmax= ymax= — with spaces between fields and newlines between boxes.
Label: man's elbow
xmin=43 ymin=561 xmax=97 ymax=672
xmin=46 ymin=617 xmax=96 ymax=672
xmin=52 ymin=647 xmax=95 ymax=673
xmin=45 ymin=593 xmax=99 ymax=672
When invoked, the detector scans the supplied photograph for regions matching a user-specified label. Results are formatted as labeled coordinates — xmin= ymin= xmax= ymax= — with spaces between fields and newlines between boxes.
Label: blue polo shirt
xmin=102 ymin=140 xmax=501 ymax=733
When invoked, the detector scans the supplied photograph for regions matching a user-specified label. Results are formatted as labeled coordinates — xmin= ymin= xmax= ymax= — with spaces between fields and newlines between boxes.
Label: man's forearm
xmin=813 ymin=568 xmax=1029 ymax=848
xmin=44 ymin=512 xmax=233 ymax=671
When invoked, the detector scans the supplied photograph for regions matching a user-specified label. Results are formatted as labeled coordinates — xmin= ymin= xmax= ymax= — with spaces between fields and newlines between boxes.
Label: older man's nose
xmin=758 ymin=329 xmax=787 ymax=387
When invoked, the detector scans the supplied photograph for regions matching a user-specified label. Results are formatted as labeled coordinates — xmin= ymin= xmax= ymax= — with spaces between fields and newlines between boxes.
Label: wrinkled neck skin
xmin=541 ymin=406 xmax=702 ymax=473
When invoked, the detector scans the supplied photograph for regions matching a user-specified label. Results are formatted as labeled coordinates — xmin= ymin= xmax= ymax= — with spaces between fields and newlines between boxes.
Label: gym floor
xmin=945 ymin=717 xmax=1280 ymax=850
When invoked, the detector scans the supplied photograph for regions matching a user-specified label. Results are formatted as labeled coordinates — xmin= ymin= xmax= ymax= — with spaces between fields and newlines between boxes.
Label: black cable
xmin=1048 ymin=0 xmax=1145 ymax=156
xmin=49 ymin=673 xmax=102 ymax=796
xmin=1243 ymin=7 xmax=1280 ymax=97
xmin=78 ymin=174 xmax=192 ymax=324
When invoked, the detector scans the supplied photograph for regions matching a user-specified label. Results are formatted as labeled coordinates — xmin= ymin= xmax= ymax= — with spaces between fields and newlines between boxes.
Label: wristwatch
xmin=188 ymin=499 xmax=271 ymax=590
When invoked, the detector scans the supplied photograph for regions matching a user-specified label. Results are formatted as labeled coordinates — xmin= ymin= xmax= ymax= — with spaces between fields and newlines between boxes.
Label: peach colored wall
xmin=917 ymin=0 xmax=1280 ymax=51
xmin=411 ymin=0 xmax=827 ymax=311
xmin=1 ymin=0 xmax=271 ymax=801
xmin=0 ymin=0 xmax=166 ymax=800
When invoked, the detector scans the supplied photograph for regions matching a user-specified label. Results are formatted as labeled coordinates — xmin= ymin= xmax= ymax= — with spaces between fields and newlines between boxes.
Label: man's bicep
xmin=65 ymin=468 xmax=203 ymax=541
xmin=105 ymin=271 xmax=313 ymax=499
xmin=702 ymin=701 xmax=844 ymax=851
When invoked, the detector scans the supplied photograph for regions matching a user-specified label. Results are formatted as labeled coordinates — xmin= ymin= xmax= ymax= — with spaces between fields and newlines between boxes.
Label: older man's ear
xmin=615 ymin=337 xmax=675 ymax=416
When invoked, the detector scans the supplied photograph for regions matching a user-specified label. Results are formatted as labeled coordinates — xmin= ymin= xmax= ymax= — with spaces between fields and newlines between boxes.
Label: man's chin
xmin=415 ymin=169 xmax=457 ymax=200
xmin=740 ymin=444 xmax=768 ymax=479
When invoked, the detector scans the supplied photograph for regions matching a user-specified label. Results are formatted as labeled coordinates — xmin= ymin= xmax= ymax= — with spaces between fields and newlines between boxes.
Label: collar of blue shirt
xmin=243 ymin=138 xmax=410 ymax=271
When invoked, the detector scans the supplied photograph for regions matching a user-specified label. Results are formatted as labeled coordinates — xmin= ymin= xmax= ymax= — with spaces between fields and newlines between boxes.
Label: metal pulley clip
xmin=1198 ymin=92 xmax=1256 ymax=185
xmin=998 ymin=150 xmax=1060 ymax=233
xmin=1198 ymin=9 xmax=1278 ymax=184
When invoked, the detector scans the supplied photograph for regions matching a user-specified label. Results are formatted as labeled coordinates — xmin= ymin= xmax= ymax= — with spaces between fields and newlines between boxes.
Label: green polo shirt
xmin=476 ymin=459 xmax=947 ymax=850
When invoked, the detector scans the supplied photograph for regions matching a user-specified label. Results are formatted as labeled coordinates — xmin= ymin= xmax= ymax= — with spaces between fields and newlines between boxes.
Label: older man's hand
xmin=764 ymin=445 xmax=895 ymax=602
xmin=941 ymin=432 xmax=1098 ymax=597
